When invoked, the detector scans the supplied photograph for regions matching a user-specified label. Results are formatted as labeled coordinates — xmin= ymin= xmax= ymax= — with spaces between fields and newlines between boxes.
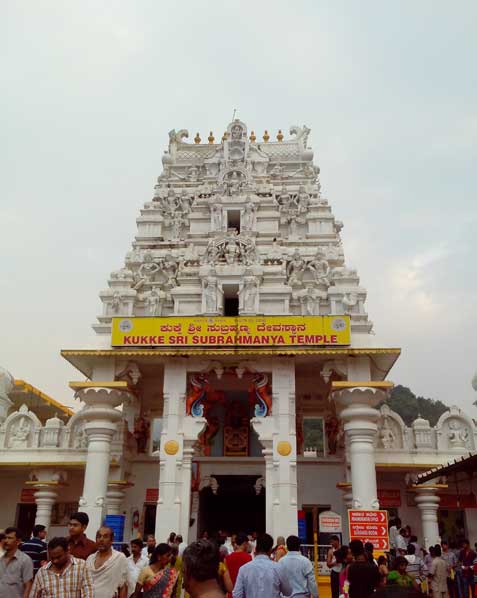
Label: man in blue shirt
xmin=278 ymin=535 xmax=318 ymax=598
xmin=233 ymin=533 xmax=291 ymax=598
xmin=20 ymin=525 xmax=47 ymax=575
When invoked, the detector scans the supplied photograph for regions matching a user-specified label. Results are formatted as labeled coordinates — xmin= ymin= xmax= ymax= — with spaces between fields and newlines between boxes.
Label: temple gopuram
xmin=1 ymin=120 xmax=476 ymax=553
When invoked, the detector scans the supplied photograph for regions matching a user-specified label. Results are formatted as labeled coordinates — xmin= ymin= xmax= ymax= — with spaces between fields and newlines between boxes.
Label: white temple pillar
xmin=179 ymin=445 xmax=195 ymax=537
xmin=252 ymin=360 xmax=298 ymax=539
xmin=263 ymin=445 xmax=274 ymax=534
xmin=34 ymin=488 xmax=58 ymax=528
xmin=155 ymin=360 xmax=205 ymax=542
xmin=26 ymin=470 xmax=67 ymax=530
xmin=333 ymin=387 xmax=385 ymax=510
xmin=413 ymin=483 xmax=446 ymax=548
xmin=106 ymin=484 xmax=127 ymax=516
xmin=76 ymin=388 xmax=127 ymax=537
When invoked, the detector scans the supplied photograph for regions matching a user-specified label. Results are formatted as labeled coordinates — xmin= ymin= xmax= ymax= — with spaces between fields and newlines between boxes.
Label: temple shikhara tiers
xmin=1 ymin=120 xmax=476 ymax=554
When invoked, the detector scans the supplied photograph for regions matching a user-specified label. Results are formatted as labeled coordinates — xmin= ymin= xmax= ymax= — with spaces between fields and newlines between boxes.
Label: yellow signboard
xmin=111 ymin=316 xmax=350 ymax=348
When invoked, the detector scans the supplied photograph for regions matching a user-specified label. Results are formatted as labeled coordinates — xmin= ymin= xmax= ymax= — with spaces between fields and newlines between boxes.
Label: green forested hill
xmin=386 ymin=385 xmax=449 ymax=427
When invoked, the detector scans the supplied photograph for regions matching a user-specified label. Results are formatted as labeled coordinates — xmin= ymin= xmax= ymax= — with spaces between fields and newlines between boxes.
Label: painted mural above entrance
xmin=111 ymin=315 xmax=350 ymax=348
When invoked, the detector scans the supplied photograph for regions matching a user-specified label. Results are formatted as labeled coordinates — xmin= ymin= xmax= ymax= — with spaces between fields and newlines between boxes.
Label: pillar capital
xmin=411 ymin=483 xmax=447 ymax=548
xmin=333 ymin=386 xmax=387 ymax=411
xmin=75 ymin=388 xmax=129 ymax=425
xmin=25 ymin=470 xmax=68 ymax=529
xmin=106 ymin=481 xmax=132 ymax=515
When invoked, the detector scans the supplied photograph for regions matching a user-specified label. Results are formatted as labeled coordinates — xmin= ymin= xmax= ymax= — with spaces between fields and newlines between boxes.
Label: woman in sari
xmin=134 ymin=543 xmax=179 ymax=598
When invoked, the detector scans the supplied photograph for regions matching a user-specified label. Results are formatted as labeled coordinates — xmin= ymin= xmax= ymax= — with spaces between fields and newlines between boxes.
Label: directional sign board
xmin=348 ymin=510 xmax=389 ymax=551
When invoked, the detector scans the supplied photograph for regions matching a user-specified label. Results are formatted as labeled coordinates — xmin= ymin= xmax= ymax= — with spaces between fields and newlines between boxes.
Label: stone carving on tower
xmin=93 ymin=118 xmax=373 ymax=336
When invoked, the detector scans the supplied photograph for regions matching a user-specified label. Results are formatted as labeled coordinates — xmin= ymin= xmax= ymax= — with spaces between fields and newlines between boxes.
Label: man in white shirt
xmin=141 ymin=534 xmax=156 ymax=560
xmin=278 ymin=535 xmax=318 ymax=598
xmin=389 ymin=518 xmax=402 ymax=552
xmin=126 ymin=539 xmax=148 ymax=597
xmin=395 ymin=529 xmax=408 ymax=555
xmin=176 ymin=535 xmax=188 ymax=557
xmin=86 ymin=526 xmax=128 ymax=598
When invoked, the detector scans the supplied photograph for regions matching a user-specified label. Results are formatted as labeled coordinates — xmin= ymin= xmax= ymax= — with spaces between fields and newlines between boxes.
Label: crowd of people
xmin=327 ymin=520 xmax=477 ymax=598
xmin=0 ymin=513 xmax=476 ymax=598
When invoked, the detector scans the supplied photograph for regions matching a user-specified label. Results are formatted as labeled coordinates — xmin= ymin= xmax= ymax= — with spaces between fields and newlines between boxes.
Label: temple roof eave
xmin=60 ymin=346 xmax=400 ymax=380
xmin=11 ymin=380 xmax=74 ymax=418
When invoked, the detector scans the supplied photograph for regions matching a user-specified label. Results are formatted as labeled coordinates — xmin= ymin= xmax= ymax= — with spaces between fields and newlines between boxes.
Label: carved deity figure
xmin=342 ymin=292 xmax=358 ymax=315
xmin=297 ymin=285 xmax=322 ymax=315
xmin=240 ymin=276 xmax=258 ymax=313
xmin=211 ymin=204 xmax=223 ymax=231
xmin=110 ymin=291 xmax=123 ymax=313
xmin=287 ymin=249 xmax=306 ymax=287
xmin=188 ymin=165 xmax=199 ymax=182
xmin=160 ymin=253 xmax=178 ymax=288
xmin=203 ymin=278 xmax=220 ymax=313
xmin=379 ymin=418 xmax=395 ymax=449
xmin=242 ymin=201 xmax=256 ymax=231
xmin=448 ymin=419 xmax=469 ymax=448
xmin=134 ymin=251 xmax=159 ymax=291
xmin=307 ymin=248 xmax=330 ymax=286
xmin=288 ymin=210 xmax=302 ymax=237
xmin=231 ymin=124 xmax=243 ymax=140
xmin=145 ymin=288 xmax=164 ymax=316
xmin=171 ymin=211 xmax=186 ymax=239
xmin=242 ymin=236 xmax=256 ymax=266
xmin=225 ymin=238 xmax=239 ymax=265
xmin=297 ymin=185 xmax=310 ymax=213
xmin=10 ymin=417 xmax=31 ymax=448
xmin=73 ymin=425 xmax=88 ymax=449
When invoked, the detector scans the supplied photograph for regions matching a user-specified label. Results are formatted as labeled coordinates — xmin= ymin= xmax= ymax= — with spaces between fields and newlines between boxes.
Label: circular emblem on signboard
xmin=164 ymin=440 xmax=179 ymax=455
xmin=119 ymin=319 xmax=133 ymax=332
xmin=331 ymin=317 xmax=347 ymax=331
xmin=277 ymin=441 xmax=292 ymax=457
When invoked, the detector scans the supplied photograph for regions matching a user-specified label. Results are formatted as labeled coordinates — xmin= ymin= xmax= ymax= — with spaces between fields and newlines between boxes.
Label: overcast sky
xmin=2 ymin=1 xmax=476 ymax=413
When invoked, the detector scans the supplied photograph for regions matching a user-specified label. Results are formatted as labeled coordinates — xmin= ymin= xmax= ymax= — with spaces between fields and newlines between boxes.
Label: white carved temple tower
xmin=64 ymin=119 xmax=401 ymax=542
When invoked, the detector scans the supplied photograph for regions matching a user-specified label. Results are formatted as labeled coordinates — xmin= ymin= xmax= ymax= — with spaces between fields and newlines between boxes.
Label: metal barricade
xmin=300 ymin=544 xmax=332 ymax=575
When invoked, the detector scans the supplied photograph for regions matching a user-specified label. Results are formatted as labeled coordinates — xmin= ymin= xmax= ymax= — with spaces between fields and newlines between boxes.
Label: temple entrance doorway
xmin=198 ymin=475 xmax=265 ymax=536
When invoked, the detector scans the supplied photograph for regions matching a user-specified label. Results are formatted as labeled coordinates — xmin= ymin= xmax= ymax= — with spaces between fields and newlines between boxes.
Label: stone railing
xmin=0 ymin=404 xmax=125 ymax=456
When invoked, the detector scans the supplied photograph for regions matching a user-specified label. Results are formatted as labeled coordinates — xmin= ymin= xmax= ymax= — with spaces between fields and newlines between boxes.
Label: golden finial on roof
xmin=249 ymin=131 xmax=256 ymax=142
xmin=263 ymin=130 xmax=270 ymax=142
xmin=208 ymin=131 xmax=215 ymax=144
xmin=277 ymin=129 xmax=284 ymax=142
xmin=221 ymin=131 xmax=228 ymax=143
xmin=194 ymin=132 xmax=201 ymax=144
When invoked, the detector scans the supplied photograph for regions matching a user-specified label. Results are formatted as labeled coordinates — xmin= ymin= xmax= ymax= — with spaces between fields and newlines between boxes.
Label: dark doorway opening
xmin=227 ymin=210 xmax=241 ymax=233
xmin=143 ymin=504 xmax=156 ymax=538
xmin=199 ymin=475 xmax=265 ymax=537
xmin=16 ymin=504 xmax=37 ymax=537
xmin=223 ymin=284 xmax=239 ymax=316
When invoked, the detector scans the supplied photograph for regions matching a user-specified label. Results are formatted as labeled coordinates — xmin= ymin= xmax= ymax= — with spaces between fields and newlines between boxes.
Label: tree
xmin=385 ymin=385 xmax=449 ymax=427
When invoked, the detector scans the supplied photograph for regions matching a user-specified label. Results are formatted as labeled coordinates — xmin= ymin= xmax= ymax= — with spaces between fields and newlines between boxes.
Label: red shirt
xmin=68 ymin=534 xmax=97 ymax=560
xmin=225 ymin=551 xmax=252 ymax=585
